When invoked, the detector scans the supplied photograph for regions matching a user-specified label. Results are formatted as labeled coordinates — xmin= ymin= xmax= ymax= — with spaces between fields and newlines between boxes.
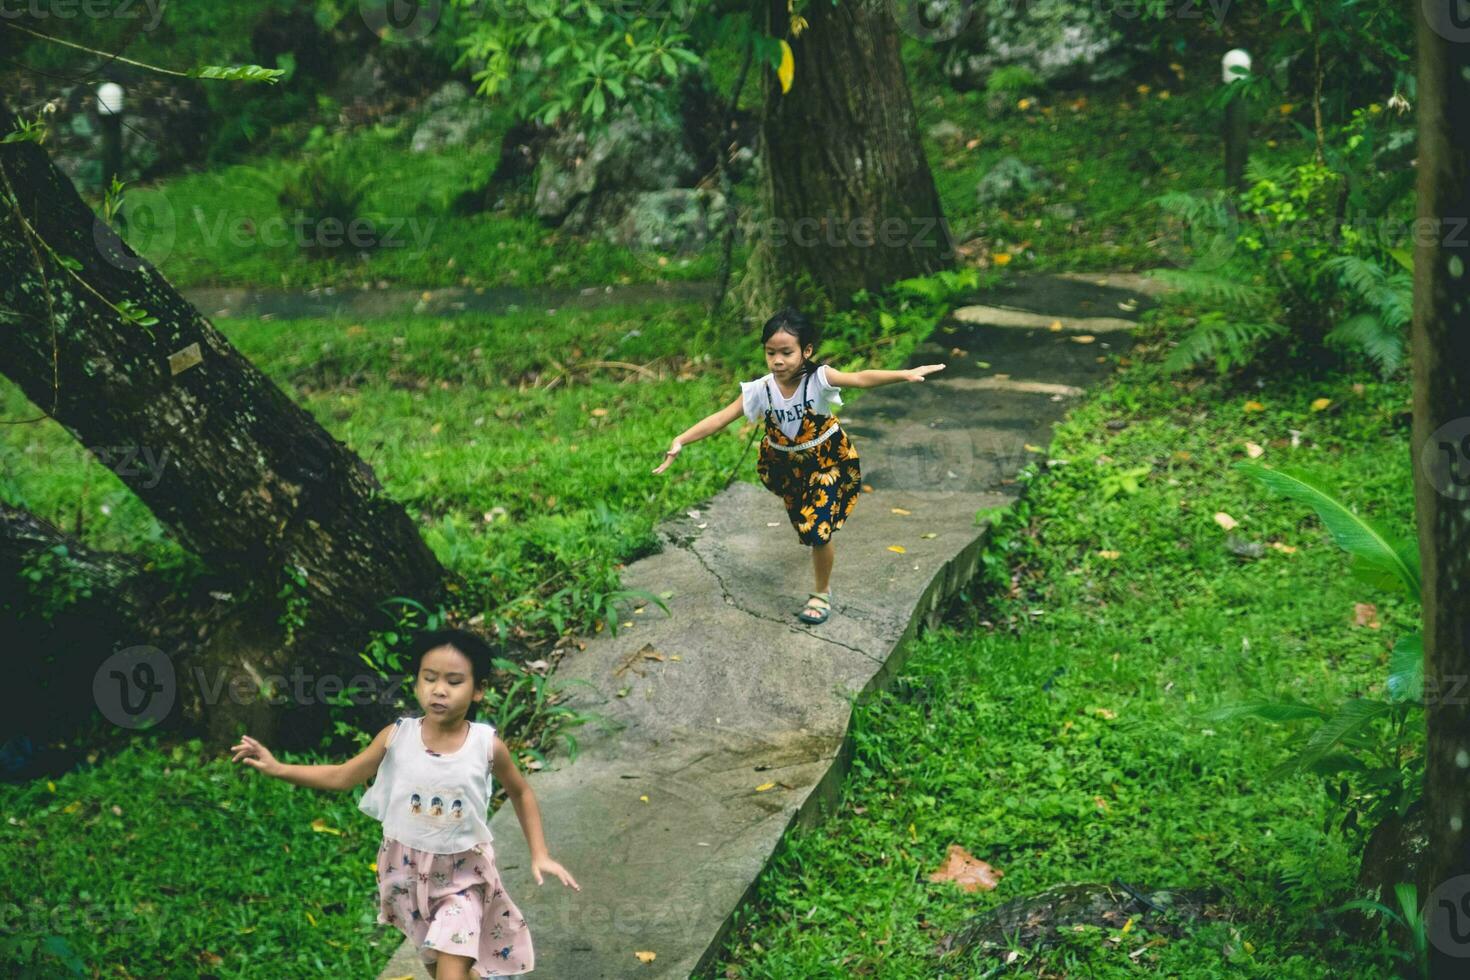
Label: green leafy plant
xmin=1208 ymin=463 xmax=1422 ymax=840
xmin=275 ymin=563 xmax=311 ymax=646
xmin=1336 ymin=881 xmax=1429 ymax=978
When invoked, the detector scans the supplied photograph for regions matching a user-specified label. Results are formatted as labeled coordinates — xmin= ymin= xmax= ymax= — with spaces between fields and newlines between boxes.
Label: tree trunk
xmin=0 ymin=501 xmax=161 ymax=743
xmin=0 ymin=100 xmax=448 ymax=743
xmin=754 ymin=0 xmax=953 ymax=310
xmin=1412 ymin=8 xmax=1470 ymax=975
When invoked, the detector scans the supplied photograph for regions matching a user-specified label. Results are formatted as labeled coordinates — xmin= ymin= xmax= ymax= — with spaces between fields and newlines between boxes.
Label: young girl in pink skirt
xmin=231 ymin=628 xmax=578 ymax=978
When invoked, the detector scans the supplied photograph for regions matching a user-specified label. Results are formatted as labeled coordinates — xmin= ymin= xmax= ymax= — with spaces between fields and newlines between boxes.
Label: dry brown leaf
xmin=927 ymin=844 xmax=1003 ymax=893
xmin=634 ymin=950 xmax=656 ymax=964
xmin=1354 ymin=602 xmax=1380 ymax=629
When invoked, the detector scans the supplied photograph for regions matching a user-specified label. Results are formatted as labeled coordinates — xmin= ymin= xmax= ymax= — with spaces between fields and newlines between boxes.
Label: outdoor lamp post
xmin=96 ymin=82 xmax=124 ymax=190
xmin=1222 ymin=49 xmax=1250 ymax=192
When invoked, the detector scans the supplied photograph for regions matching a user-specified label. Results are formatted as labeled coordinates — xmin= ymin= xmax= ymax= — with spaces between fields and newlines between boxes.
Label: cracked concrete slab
xmin=376 ymin=274 xmax=1160 ymax=979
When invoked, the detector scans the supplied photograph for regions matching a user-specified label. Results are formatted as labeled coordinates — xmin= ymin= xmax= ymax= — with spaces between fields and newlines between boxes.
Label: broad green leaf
xmin=1234 ymin=462 xmax=1419 ymax=601
xmin=188 ymin=64 xmax=285 ymax=84
xmin=1387 ymin=633 xmax=1424 ymax=703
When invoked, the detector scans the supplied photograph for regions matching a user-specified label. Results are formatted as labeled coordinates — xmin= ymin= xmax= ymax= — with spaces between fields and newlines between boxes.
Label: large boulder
xmin=410 ymin=81 xmax=496 ymax=153
xmin=943 ymin=0 xmax=1130 ymax=91
xmin=975 ymin=155 xmax=1052 ymax=207
xmin=616 ymin=188 xmax=726 ymax=262
xmin=533 ymin=104 xmax=698 ymax=235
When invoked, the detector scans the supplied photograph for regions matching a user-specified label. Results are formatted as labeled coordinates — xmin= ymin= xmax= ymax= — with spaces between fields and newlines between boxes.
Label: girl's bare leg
xmin=812 ymin=540 xmax=834 ymax=595
xmin=430 ymin=952 xmax=476 ymax=980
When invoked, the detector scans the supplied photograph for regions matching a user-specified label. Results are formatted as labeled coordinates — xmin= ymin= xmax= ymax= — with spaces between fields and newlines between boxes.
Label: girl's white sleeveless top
xmin=357 ymin=715 xmax=495 ymax=854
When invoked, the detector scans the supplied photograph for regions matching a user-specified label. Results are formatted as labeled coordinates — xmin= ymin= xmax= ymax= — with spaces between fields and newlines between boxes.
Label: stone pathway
xmin=375 ymin=271 xmax=1168 ymax=979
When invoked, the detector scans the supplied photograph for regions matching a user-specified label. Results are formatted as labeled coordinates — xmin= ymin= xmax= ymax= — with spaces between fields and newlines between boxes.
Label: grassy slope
xmin=0 ymin=32 xmax=1405 ymax=980
xmin=712 ymin=322 xmax=1412 ymax=977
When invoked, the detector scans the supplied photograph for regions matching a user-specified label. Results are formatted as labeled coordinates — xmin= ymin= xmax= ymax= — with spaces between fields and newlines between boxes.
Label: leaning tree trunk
xmin=1412 ymin=7 xmax=1470 ymax=975
xmin=0 ymin=100 xmax=449 ymax=745
xmin=754 ymin=0 xmax=953 ymax=309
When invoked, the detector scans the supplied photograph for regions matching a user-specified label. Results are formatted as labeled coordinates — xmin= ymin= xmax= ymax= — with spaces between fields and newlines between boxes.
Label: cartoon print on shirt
xmin=451 ymin=799 xmax=463 ymax=820
xmin=410 ymin=792 xmax=422 ymax=814
xmin=430 ymin=795 xmax=444 ymax=816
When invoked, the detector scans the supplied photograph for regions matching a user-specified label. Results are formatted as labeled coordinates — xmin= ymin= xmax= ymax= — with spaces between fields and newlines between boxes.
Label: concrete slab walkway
xmin=376 ymin=272 xmax=1164 ymax=980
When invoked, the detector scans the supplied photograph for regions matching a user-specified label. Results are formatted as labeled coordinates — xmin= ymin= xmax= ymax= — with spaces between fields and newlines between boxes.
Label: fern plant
xmin=1206 ymin=463 xmax=1423 ymax=841
xmin=1319 ymin=251 xmax=1413 ymax=377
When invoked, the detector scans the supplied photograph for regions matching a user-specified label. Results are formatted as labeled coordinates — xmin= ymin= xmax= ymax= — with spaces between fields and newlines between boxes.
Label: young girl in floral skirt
xmin=653 ymin=306 xmax=944 ymax=625
xmin=230 ymin=628 xmax=578 ymax=979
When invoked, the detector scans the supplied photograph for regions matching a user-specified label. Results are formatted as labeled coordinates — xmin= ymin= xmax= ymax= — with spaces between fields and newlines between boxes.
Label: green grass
xmin=712 ymin=309 xmax=1414 ymax=977
xmin=0 ymin=289 xmax=958 ymax=977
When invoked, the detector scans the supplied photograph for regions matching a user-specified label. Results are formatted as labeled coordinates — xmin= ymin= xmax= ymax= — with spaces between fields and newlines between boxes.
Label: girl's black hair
xmin=405 ymin=628 xmax=497 ymax=713
xmin=761 ymin=306 xmax=823 ymax=377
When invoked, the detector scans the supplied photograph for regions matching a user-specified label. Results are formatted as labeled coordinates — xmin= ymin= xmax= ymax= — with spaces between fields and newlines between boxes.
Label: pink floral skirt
xmin=375 ymin=837 xmax=534 ymax=977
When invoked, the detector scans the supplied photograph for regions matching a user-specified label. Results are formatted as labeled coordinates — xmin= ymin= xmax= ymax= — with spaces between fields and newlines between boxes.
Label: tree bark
xmin=0 ymin=99 xmax=448 ymax=744
xmin=1412 ymin=7 xmax=1470 ymax=975
xmin=755 ymin=0 xmax=953 ymax=309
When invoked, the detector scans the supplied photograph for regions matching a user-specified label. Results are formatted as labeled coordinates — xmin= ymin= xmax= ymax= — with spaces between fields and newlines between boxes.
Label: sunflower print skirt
xmin=756 ymin=412 xmax=861 ymax=546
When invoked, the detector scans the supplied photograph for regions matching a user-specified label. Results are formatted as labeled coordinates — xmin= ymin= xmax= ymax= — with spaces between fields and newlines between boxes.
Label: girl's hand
xmin=531 ymin=854 xmax=581 ymax=890
xmin=651 ymin=439 xmax=682 ymax=475
xmin=904 ymin=364 xmax=946 ymax=382
xmin=230 ymin=735 xmax=281 ymax=777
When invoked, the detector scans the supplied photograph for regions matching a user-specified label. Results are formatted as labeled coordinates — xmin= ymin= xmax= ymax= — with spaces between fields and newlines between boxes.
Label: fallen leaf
xmin=921 ymin=532 xmax=938 ymax=539
xmin=1243 ymin=400 xmax=1265 ymax=412
xmin=591 ymin=407 xmax=609 ymax=417
xmin=993 ymin=252 xmax=1012 ymax=266
xmin=1310 ymin=397 xmax=1332 ymax=412
xmin=1269 ymin=541 xmax=1297 ymax=554
xmin=1071 ymin=334 xmax=1096 ymax=344
xmin=634 ymin=950 xmax=657 ymax=964
xmin=310 ymin=818 xmax=342 ymax=835
xmin=891 ymin=507 xmax=912 ymax=515
xmin=754 ymin=782 xmax=776 ymax=792
xmin=887 ymin=545 xmax=907 ymax=554
xmin=1095 ymin=795 xmax=1110 ymax=811
xmin=1093 ymin=707 xmax=1117 ymax=720
xmin=639 ymin=794 xmax=649 ymax=802
xmin=1048 ymin=320 xmax=1063 ymax=331
xmin=927 ymin=844 xmax=1003 ymax=893
xmin=1097 ymin=550 xmax=1121 ymax=560
xmin=1354 ymin=602 xmax=1380 ymax=629
xmin=1024 ymin=443 xmax=1044 ymax=453
xmin=1244 ymin=441 xmax=1264 ymax=458
xmin=1213 ymin=512 xmax=1239 ymax=531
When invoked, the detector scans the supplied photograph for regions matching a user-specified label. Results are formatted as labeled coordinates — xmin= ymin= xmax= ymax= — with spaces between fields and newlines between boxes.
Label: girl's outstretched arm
xmin=823 ymin=364 xmax=945 ymax=389
xmin=229 ymin=724 xmax=393 ymax=792
xmin=492 ymin=734 xmax=581 ymax=889
xmin=652 ymin=393 xmax=745 ymax=474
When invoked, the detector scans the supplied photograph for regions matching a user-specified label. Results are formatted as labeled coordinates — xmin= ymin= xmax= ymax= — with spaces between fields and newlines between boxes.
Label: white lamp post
xmin=1222 ymin=50 xmax=1251 ymax=191
xmin=96 ymin=82 xmax=125 ymax=189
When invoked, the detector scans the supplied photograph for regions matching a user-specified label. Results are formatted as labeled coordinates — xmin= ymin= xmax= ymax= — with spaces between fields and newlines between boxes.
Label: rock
xmin=533 ymin=104 xmax=697 ymax=233
xmin=975 ymin=155 xmax=1051 ymax=207
xmin=425 ymin=80 xmax=471 ymax=110
xmin=1043 ymin=202 xmax=1079 ymax=222
xmin=616 ymin=188 xmax=726 ymax=260
xmin=944 ymin=0 xmax=1129 ymax=91
xmin=928 ymin=119 xmax=964 ymax=143
xmin=411 ymin=84 xmax=495 ymax=153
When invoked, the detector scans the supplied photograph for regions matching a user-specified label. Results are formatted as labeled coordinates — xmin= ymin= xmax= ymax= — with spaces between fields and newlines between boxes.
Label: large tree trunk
xmin=1412 ymin=7 xmax=1470 ymax=975
xmin=0 ymin=100 xmax=448 ymax=745
xmin=754 ymin=0 xmax=953 ymax=310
